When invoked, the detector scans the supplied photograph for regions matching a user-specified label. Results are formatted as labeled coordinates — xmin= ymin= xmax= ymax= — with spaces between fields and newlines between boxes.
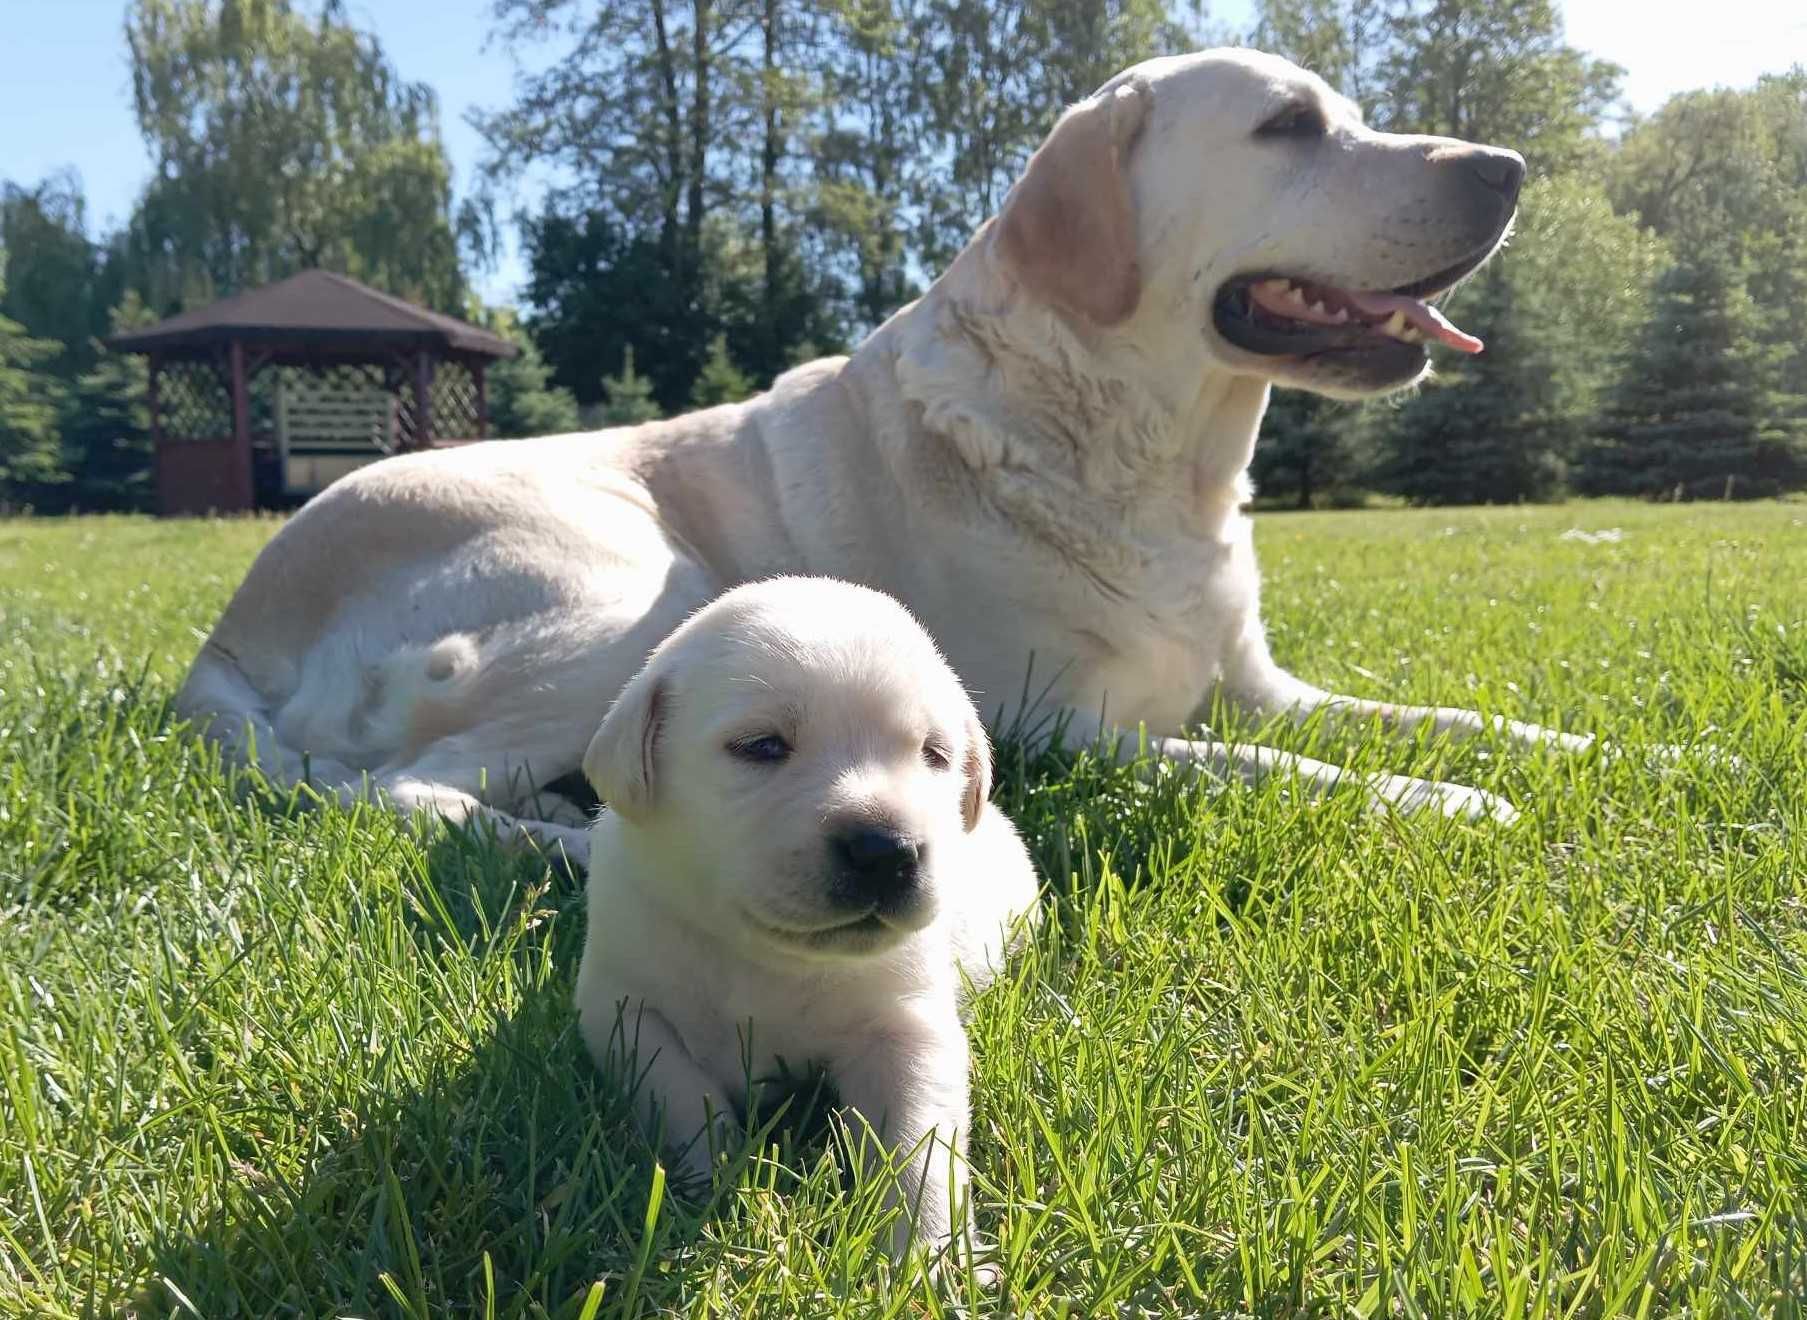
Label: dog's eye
xmin=728 ymin=733 xmax=792 ymax=765
xmin=921 ymin=736 xmax=953 ymax=772
xmin=1257 ymin=101 xmax=1326 ymax=139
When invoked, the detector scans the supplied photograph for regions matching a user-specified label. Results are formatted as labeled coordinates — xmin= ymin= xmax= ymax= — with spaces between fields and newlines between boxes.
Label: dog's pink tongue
xmin=1347 ymin=290 xmax=1485 ymax=354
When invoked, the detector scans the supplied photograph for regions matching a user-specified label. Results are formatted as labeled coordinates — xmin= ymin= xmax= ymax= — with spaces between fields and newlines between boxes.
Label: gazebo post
xmin=474 ymin=359 xmax=490 ymax=439
xmin=229 ymin=337 xmax=254 ymax=510
xmin=413 ymin=349 xmax=434 ymax=449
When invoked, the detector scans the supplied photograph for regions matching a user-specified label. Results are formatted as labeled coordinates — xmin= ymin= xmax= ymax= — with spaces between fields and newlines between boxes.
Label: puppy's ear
xmin=993 ymin=77 xmax=1153 ymax=326
xmin=582 ymin=670 xmax=666 ymax=822
xmin=961 ymin=711 xmax=993 ymax=834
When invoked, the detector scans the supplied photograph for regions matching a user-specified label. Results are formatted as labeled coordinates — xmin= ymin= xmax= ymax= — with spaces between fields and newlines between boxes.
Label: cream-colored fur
xmin=178 ymin=48 xmax=1591 ymax=862
xmin=574 ymin=577 xmax=1040 ymax=1266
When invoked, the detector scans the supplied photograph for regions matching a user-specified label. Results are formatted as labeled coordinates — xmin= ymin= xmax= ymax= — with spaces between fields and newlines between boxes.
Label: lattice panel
xmin=157 ymin=359 xmax=232 ymax=442
xmin=395 ymin=363 xmax=422 ymax=449
xmin=432 ymin=361 xmax=480 ymax=440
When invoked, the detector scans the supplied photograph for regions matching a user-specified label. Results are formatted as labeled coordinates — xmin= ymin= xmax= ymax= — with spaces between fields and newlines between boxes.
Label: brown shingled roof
xmin=107 ymin=269 xmax=518 ymax=359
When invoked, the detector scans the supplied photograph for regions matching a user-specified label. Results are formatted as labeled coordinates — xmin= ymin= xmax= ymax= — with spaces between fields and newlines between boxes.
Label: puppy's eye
xmin=922 ymin=736 xmax=953 ymax=772
xmin=1257 ymin=101 xmax=1326 ymax=139
xmin=728 ymin=733 xmax=792 ymax=765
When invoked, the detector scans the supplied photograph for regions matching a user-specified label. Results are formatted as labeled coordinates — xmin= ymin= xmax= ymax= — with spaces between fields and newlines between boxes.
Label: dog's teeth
xmin=1330 ymin=308 xmax=1350 ymax=324
xmin=1399 ymin=327 xmax=1423 ymax=344
xmin=1286 ymin=286 xmax=1307 ymax=305
xmin=1383 ymin=310 xmax=1409 ymax=337
xmin=1309 ymin=300 xmax=1327 ymax=316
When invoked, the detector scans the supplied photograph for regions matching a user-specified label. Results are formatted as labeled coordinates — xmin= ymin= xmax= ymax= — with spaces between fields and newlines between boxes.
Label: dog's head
xmin=991 ymin=48 xmax=1524 ymax=398
xmin=582 ymin=577 xmax=991 ymax=964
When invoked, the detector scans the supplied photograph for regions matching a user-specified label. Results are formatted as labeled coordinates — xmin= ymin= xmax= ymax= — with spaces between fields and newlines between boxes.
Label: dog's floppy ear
xmin=961 ymin=710 xmax=993 ymax=834
xmin=993 ymin=77 xmax=1153 ymax=326
xmin=582 ymin=669 xmax=667 ymax=822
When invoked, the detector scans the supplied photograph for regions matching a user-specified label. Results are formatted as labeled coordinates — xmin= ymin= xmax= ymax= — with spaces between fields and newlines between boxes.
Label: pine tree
xmin=1578 ymin=248 xmax=1807 ymax=500
xmin=1250 ymin=391 xmax=1366 ymax=509
xmin=689 ymin=334 xmax=754 ymax=408
xmin=597 ymin=346 xmax=663 ymax=427
xmin=1373 ymin=266 xmax=1569 ymax=504
xmin=59 ymin=291 xmax=156 ymax=511
xmin=486 ymin=314 xmax=580 ymax=438
xmin=0 ymin=272 xmax=67 ymax=502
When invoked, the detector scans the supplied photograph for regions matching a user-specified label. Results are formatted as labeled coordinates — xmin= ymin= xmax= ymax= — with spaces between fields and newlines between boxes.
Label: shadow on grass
xmin=130 ymin=829 xmax=838 ymax=1319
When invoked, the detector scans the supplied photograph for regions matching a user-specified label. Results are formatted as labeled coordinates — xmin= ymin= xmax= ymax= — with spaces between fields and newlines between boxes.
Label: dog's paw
xmin=914 ymin=1230 xmax=1001 ymax=1291
xmin=1368 ymin=773 xmax=1521 ymax=825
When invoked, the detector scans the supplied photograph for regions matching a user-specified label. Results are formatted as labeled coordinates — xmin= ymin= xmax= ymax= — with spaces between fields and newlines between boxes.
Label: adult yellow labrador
xmin=179 ymin=48 xmax=1583 ymax=863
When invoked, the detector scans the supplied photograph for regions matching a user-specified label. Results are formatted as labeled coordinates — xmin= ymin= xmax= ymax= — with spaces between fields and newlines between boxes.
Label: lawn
xmin=2 ymin=502 xmax=1805 ymax=1318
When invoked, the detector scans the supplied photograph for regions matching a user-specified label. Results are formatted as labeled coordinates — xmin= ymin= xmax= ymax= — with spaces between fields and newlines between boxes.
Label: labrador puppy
xmin=179 ymin=48 xmax=1601 ymax=864
xmin=574 ymin=577 xmax=1040 ymax=1266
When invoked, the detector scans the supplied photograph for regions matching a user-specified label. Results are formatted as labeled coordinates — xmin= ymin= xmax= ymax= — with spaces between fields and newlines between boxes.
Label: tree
xmin=482 ymin=1 xmax=849 ymax=407
xmin=1608 ymin=71 xmax=1807 ymax=401
xmin=0 ymin=175 xmax=117 ymax=379
xmin=1577 ymin=247 xmax=1807 ymax=500
xmin=689 ymin=333 xmax=755 ymax=407
xmin=911 ymin=0 xmax=1191 ymax=268
xmin=0 ymin=274 xmax=68 ymax=500
xmin=1361 ymin=174 xmax=1664 ymax=505
xmin=481 ymin=310 xmax=581 ymax=439
xmin=1249 ymin=392 xmax=1368 ymax=509
xmin=1250 ymin=0 xmax=1621 ymax=176
xmin=1372 ymin=265 xmax=1577 ymax=503
xmin=598 ymin=347 xmax=665 ymax=427
xmin=57 ymin=292 xmax=158 ymax=511
xmin=122 ymin=0 xmax=465 ymax=310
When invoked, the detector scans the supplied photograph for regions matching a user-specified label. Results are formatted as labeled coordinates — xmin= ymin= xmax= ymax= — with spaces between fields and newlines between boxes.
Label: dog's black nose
xmin=830 ymin=827 xmax=923 ymax=898
xmin=1466 ymin=148 xmax=1525 ymax=203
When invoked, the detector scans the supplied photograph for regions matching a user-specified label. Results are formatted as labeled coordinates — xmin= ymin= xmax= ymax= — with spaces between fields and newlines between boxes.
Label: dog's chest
xmin=660 ymin=961 xmax=868 ymax=1096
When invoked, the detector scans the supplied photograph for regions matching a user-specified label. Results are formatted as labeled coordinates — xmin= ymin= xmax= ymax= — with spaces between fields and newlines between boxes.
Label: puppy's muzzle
xmin=828 ymin=825 xmax=925 ymax=912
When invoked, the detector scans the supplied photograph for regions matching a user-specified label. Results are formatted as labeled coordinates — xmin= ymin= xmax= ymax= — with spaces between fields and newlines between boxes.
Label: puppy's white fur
xmin=574 ymin=577 xmax=1039 ymax=1262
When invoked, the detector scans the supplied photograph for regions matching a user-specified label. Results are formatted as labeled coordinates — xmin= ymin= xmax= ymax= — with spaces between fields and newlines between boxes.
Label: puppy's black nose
xmin=830 ymin=827 xmax=923 ymax=899
xmin=1466 ymin=148 xmax=1525 ymax=203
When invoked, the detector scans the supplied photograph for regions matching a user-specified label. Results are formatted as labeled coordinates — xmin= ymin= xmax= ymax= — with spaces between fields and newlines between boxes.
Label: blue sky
xmin=3 ymin=0 xmax=1803 ymax=304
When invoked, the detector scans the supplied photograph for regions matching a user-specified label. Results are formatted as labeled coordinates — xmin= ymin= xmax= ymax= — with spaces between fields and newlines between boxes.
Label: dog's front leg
xmin=832 ymin=1010 xmax=980 ymax=1270
xmin=583 ymin=999 xmax=735 ymax=1185
xmin=1218 ymin=628 xmax=1596 ymax=753
xmin=1057 ymin=709 xmax=1520 ymax=822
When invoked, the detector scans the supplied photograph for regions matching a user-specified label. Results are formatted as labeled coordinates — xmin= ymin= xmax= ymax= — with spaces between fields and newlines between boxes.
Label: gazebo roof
xmin=107 ymin=269 xmax=518 ymax=360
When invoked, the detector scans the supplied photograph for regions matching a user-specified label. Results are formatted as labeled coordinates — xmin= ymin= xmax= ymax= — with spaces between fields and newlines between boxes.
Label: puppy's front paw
xmin=908 ymin=1225 xmax=1001 ymax=1291
xmin=1368 ymin=773 xmax=1521 ymax=824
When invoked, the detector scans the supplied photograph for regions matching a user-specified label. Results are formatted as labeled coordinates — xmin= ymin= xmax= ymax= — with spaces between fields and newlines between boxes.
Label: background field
xmin=2 ymin=501 xmax=1805 ymax=1317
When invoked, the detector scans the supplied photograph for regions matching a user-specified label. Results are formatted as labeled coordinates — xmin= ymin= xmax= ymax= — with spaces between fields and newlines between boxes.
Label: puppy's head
xmin=583 ymin=578 xmax=992 ymax=964
xmin=992 ymin=47 xmax=1525 ymax=398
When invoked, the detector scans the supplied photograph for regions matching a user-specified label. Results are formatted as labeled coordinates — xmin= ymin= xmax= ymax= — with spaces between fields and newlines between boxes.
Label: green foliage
xmin=57 ymin=293 xmax=157 ymax=511
xmin=480 ymin=308 xmax=581 ymax=440
xmin=1248 ymin=391 xmax=1368 ymax=508
xmin=1578 ymin=247 xmax=1807 ymax=500
xmin=1375 ymin=267 xmax=1572 ymax=503
xmin=5 ymin=506 xmax=1807 ymax=1311
xmin=122 ymin=0 xmax=465 ymax=310
xmin=1367 ymin=175 xmax=1668 ymax=504
xmin=689 ymin=333 xmax=754 ymax=408
xmin=0 ymin=176 xmax=119 ymax=380
xmin=598 ymin=346 xmax=663 ymax=428
xmin=0 ymin=273 xmax=68 ymax=499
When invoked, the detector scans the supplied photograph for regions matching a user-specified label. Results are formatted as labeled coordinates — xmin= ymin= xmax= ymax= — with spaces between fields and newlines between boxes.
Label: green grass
xmin=3 ymin=502 xmax=1805 ymax=1317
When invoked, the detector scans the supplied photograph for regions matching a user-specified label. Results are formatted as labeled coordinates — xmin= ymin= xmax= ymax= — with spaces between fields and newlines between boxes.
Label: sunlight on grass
xmin=2 ymin=503 xmax=1804 ymax=1315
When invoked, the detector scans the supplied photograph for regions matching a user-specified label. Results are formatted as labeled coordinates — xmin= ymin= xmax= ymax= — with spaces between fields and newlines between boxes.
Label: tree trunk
xmin=650 ymin=0 xmax=684 ymax=268
xmin=761 ymin=0 xmax=780 ymax=364
xmin=687 ymin=0 xmax=711 ymax=281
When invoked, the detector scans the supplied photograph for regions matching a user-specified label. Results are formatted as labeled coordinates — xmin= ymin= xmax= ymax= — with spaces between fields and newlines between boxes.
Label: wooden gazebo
xmin=108 ymin=270 xmax=517 ymax=516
